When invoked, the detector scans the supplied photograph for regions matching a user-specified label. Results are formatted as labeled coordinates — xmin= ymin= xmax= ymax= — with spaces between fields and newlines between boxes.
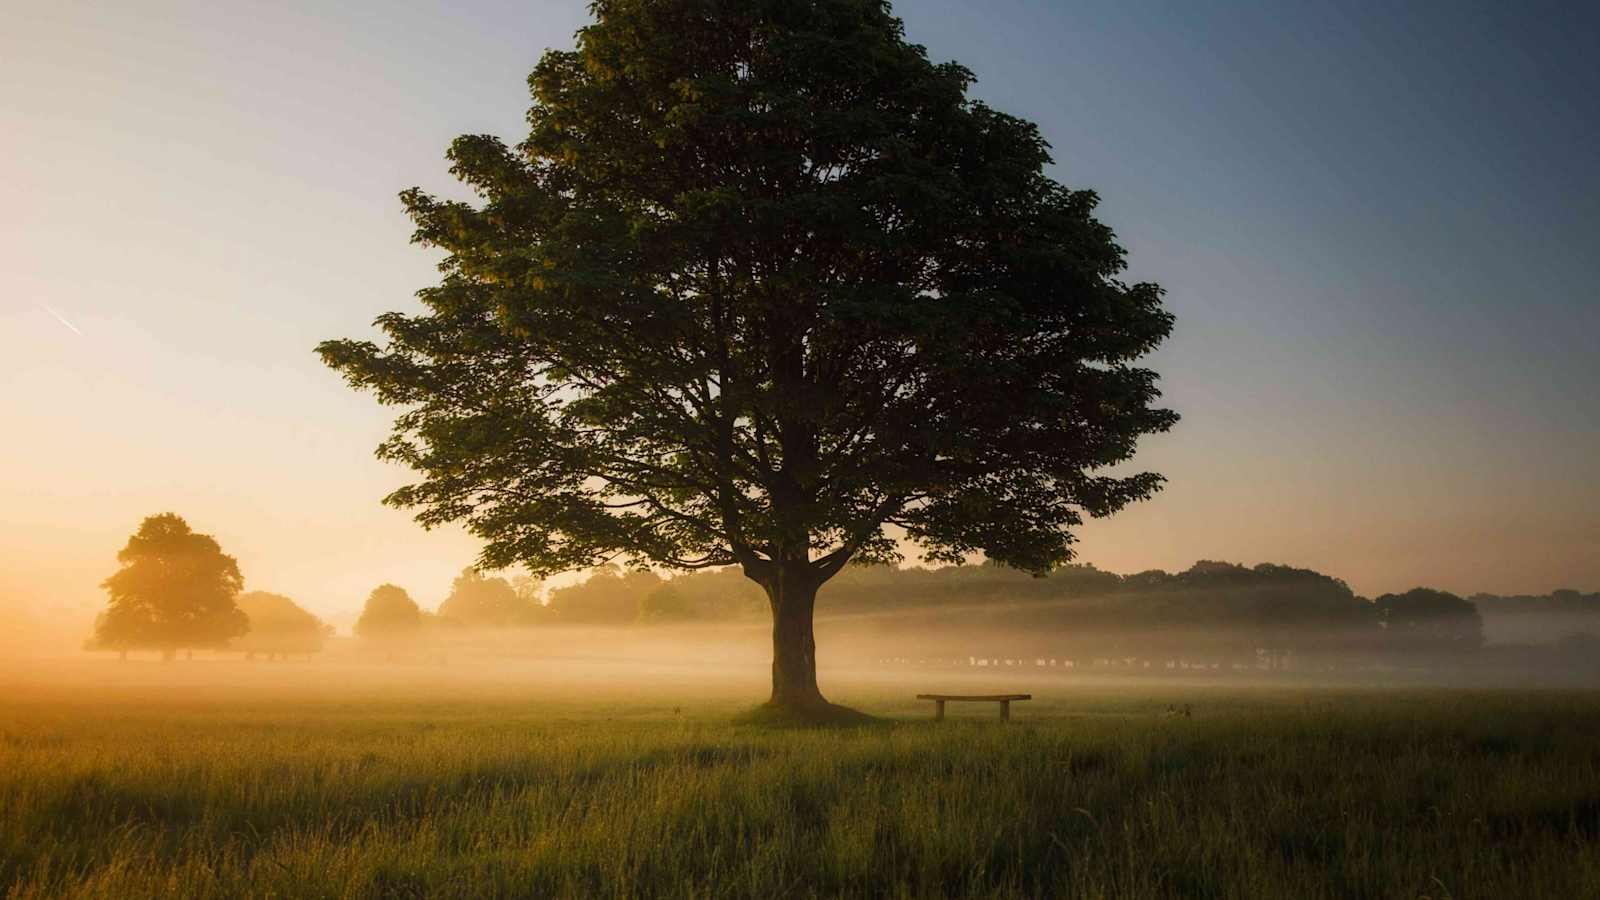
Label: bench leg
xmin=1000 ymin=700 xmax=1010 ymax=721
xmin=935 ymin=700 xmax=945 ymax=721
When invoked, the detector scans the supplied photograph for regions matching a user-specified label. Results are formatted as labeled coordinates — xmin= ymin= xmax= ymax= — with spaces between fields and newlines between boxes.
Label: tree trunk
xmin=763 ymin=568 xmax=827 ymax=711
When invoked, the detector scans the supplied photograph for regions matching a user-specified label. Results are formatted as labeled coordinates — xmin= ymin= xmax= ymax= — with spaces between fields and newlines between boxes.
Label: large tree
xmin=319 ymin=0 xmax=1176 ymax=716
xmin=91 ymin=513 xmax=248 ymax=660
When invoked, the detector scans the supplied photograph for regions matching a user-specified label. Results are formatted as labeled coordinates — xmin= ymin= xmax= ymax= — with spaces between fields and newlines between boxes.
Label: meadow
xmin=2 ymin=658 xmax=1598 ymax=899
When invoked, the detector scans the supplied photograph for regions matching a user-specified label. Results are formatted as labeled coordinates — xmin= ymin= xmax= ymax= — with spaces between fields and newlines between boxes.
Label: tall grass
xmin=2 ymin=675 xmax=1597 ymax=898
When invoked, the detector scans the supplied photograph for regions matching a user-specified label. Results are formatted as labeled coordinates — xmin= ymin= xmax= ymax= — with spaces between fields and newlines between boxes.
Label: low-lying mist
xmin=12 ymin=557 xmax=1598 ymax=701
xmin=9 ymin=616 xmax=1596 ymax=718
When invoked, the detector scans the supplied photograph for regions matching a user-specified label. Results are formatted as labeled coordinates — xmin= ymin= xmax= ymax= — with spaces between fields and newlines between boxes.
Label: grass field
xmin=3 ymin=659 xmax=1598 ymax=898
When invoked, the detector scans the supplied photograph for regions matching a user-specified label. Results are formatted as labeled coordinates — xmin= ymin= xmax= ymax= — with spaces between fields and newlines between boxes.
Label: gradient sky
xmin=4 ymin=0 xmax=1597 ymax=629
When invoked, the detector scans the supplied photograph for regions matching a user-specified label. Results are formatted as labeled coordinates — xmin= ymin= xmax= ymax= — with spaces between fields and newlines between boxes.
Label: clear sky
xmin=4 ymin=0 xmax=1596 ymax=629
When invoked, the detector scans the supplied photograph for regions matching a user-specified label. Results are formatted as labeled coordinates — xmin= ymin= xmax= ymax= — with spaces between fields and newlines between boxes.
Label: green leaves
xmin=93 ymin=514 xmax=249 ymax=652
xmin=320 ymin=0 xmax=1176 ymax=582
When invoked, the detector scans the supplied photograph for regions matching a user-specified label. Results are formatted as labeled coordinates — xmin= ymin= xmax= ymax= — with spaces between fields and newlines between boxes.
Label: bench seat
xmin=916 ymin=693 xmax=1032 ymax=720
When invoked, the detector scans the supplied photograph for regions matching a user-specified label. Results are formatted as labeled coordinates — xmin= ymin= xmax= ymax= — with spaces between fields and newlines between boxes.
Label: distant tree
xmin=1470 ymin=589 xmax=1600 ymax=645
xmin=354 ymin=584 xmax=423 ymax=641
xmin=637 ymin=584 xmax=699 ymax=623
xmin=511 ymin=573 xmax=547 ymax=607
xmin=1122 ymin=569 xmax=1175 ymax=591
xmin=815 ymin=560 xmax=1123 ymax=614
xmin=658 ymin=567 xmax=767 ymax=621
xmin=236 ymin=591 xmax=332 ymax=659
xmin=1376 ymin=588 xmax=1484 ymax=656
xmin=437 ymin=568 xmax=531 ymax=628
xmin=318 ymin=0 xmax=1175 ymax=717
xmin=510 ymin=575 xmax=554 ymax=626
xmin=1228 ymin=564 xmax=1372 ymax=669
xmin=89 ymin=513 xmax=248 ymax=661
xmin=548 ymin=567 xmax=664 ymax=625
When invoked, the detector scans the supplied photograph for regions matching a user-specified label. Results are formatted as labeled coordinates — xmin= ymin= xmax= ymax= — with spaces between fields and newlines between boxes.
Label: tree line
xmin=87 ymin=514 xmax=1595 ymax=674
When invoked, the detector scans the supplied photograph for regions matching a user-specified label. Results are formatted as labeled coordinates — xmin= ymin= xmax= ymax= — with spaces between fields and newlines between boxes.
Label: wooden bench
xmin=917 ymin=693 xmax=1032 ymax=721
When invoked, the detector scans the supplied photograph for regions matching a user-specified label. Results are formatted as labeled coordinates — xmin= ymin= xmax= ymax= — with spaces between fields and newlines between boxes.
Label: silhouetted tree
xmin=236 ymin=591 xmax=332 ymax=659
xmin=354 ymin=584 xmax=423 ymax=641
xmin=1376 ymin=588 xmax=1484 ymax=657
xmin=90 ymin=513 xmax=248 ymax=661
xmin=318 ymin=0 xmax=1175 ymax=716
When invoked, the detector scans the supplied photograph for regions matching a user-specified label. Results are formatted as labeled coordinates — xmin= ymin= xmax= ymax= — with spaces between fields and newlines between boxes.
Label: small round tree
xmin=320 ymin=0 xmax=1176 ymax=718
xmin=91 ymin=513 xmax=248 ymax=661
xmin=354 ymin=584 xmax=424 ymax=641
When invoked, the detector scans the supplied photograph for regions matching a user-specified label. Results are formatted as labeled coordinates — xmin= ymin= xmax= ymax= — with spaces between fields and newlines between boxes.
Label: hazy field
xmin=3 ymin=657 xmax=1598 ymax=899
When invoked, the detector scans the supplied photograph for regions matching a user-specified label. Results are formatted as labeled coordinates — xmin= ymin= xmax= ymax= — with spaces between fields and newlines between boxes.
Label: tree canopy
xmin=91 ymin=513 xmax=248 ymax=659
xmin=318 ymin=0 xmax=1175 ymax=714
xmin=637 ymin=584 xmax=701 ymax=623
xmin=354 ymin=584 xmax=423 ymax=640
xmin=1375 ymin=588 xmax=1484 ymax=654
xmin=437 ymin=567 xmax=547 ymax=627
xmin=547 ymin=565 xmax=665 ymax=624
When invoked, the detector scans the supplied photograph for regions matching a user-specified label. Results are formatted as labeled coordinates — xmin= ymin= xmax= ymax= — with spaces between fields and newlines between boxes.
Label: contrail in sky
xmin=36 ymin=302 xmax=83 ymax=336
